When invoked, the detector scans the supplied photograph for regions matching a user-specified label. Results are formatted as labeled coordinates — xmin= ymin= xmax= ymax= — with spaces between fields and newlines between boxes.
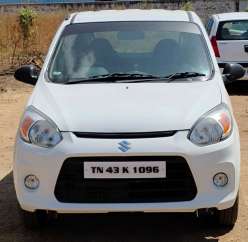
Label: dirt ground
xmin=0 ymin=75 xmax=248 ymax=242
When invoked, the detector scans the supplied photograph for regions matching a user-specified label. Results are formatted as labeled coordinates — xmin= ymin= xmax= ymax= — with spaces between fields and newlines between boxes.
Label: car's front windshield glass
xmin=48 ymin=21 xmax=212 ymax=83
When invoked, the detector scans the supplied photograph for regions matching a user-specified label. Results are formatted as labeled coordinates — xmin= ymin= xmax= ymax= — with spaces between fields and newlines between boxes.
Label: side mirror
xmin=14 ymin=65 xmax=40 ymax=85
xmin=223 ymin=63 xmax=245 ymax=83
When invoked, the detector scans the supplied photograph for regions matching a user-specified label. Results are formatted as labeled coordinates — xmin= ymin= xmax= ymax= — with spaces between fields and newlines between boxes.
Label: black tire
xmin=20 ymin=209 xmax=49 ymax=229
xmin=217 ymin=194 xmax=239 ymax=227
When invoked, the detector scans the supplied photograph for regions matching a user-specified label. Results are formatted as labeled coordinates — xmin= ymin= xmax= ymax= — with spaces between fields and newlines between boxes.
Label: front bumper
xmin=13 ymin=129 xmax=240 ymax=213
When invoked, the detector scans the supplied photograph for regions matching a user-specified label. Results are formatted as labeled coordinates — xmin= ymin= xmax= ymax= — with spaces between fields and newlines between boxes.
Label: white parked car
xmin=207 ymin=12 xmax=248 ymax=77
xmin=14 ymin=10 xmax=245 ymax=228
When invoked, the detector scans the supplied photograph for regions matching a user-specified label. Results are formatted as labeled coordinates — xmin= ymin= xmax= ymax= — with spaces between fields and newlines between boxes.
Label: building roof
xmin=73 ymin=9 xmax=190 ymax=23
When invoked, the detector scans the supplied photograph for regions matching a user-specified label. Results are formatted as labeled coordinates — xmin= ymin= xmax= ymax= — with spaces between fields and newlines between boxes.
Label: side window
xmin=217 ymin=20 xmax=248 ymax=40
xmin=206 ymin=18 xmax=214 ymax=35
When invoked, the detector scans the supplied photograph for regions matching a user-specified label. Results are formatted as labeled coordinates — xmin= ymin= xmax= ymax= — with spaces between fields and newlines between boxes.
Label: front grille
xmin=73 ymin=131 xmax=177 ymax=139
xmin=54 ymin=157 xmax=197 ymax=203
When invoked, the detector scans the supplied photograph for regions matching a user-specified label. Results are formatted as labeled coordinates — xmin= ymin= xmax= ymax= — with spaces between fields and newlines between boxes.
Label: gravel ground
xmin=0 ymin=76 xmax=248 ymax=242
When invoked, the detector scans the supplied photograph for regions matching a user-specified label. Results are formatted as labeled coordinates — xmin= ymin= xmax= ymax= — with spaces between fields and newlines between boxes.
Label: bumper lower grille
xmin=54 ymin=157 xmax=197 ymax=203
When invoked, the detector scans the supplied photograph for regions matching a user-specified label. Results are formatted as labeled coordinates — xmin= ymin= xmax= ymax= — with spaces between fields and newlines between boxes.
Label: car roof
xmin=214 ymin=12 xmax=248 ymax=21
xmin=72 ymin=9 xmax=190 ymax=24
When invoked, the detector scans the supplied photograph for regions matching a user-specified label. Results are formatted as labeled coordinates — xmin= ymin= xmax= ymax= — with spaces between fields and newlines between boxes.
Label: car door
xmin=216 ymin=20 xmax=248 ymax=63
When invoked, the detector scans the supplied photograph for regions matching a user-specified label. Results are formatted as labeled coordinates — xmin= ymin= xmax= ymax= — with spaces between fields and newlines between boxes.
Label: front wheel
xmin=216 ymin=194 xmax=239 ymax=227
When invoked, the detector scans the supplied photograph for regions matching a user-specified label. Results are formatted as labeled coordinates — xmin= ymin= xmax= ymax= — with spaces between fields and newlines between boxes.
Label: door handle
xmin=244 ymin=45 xmax=248 ymax=53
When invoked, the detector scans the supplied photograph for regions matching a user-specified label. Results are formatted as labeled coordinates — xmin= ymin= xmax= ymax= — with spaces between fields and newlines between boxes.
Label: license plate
xmin=84 ymin=161 xmax=166 ymax=179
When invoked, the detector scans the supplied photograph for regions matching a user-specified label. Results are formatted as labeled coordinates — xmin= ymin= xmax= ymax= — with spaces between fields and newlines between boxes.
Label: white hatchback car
xmin=14 ymin=10 xmax=245 ymax=228
xmin=207 ymin=12 xmax=248 ymax=77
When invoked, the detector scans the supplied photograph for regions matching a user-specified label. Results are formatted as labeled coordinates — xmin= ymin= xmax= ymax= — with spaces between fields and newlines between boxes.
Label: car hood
xmin=30 ymin=81 xmax=221 ymax=132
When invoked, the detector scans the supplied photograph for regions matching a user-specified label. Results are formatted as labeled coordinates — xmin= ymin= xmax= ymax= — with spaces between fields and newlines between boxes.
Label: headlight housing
xmin=19 ymin=107 xmax=62 ymax=148
xmin=188 ymin=104 xmax=232 ymax=146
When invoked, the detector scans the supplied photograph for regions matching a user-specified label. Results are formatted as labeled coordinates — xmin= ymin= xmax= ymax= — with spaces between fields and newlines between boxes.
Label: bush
xmin=181 ymin=1 xmax=193 ymax=11
xmin=19 ymin=8 xmax=37 ymax=45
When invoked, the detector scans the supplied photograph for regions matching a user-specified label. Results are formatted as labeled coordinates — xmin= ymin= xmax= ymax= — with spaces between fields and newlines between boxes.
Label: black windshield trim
xmin=61 ymin=21 xmax=202 ymax=36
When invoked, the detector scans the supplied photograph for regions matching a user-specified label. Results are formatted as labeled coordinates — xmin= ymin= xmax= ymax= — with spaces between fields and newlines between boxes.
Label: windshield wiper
xmin=64 ymin=72 xmax=206 ymax=84
xmin=116 ymin=72 xmax=206 ymax=83
xmin=65 ymin=73 xmax=159 ymax=84
xmin=164 ymin=72 xmax=206 ymax=82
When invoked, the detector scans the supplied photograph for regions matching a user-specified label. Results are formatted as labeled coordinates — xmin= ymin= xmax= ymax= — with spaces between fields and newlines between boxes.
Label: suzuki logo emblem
xmin=118 ymin=141 xmax=131 ymax=152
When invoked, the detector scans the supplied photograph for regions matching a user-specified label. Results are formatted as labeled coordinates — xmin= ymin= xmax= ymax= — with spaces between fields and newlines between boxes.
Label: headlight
xmin=188 ymin=104 xmax=232 ymax=146
xmin=19 ymin=107 xmax=62 ymax=148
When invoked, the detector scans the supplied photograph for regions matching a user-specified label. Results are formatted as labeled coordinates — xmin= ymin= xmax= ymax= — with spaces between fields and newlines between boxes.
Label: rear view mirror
xmin=14 ymin=65 xmax=40 ymax=85
xmin=223 ymin=63 xmax=245 ymax=83
xmin=117 ymin=31 xmax=145 ymax=40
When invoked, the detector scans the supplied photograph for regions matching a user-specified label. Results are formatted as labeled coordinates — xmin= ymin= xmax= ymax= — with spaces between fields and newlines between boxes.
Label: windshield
xmin=48 ymin=21 xmax=212 ymax=83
